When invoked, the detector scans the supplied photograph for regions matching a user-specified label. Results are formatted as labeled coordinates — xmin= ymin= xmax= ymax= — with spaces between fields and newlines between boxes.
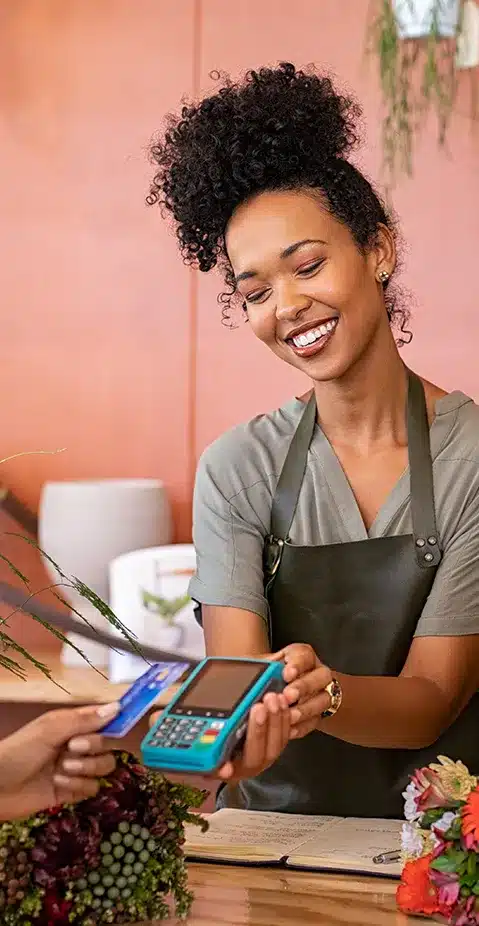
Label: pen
xmin=373 ymin=850 xmax=401 ymax=864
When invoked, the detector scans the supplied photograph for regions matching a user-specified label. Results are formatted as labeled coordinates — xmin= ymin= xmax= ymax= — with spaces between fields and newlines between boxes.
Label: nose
xmin=275 ymin=282 xmax=312 ymax=322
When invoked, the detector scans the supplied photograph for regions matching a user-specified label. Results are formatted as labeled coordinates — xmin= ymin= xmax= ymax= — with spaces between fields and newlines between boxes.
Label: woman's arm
xmin=202 ymin=605 xmax=270 ymax=657
xmin=203 ymin=608 xmax=479 ymax=750
xmin=314 ymin=634 xmax=479 ymax=748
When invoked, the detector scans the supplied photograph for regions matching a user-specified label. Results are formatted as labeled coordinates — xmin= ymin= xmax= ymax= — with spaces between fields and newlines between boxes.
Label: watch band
xmin=321 ymin=677 xmax=343 ymax=719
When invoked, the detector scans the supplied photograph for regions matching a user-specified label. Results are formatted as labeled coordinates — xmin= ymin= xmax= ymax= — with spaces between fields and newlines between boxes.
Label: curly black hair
xmin=147 ymin=62 xmax=410 ymax=341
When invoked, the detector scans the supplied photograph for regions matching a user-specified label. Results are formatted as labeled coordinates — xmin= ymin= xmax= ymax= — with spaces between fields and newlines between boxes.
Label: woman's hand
xmin=0 ymin=702 xmax=119 ymax=821
xmin=149 ymin=691 xmax=291 ymax=783
xmin=216 ymin=691 xmax=290 ymax=782
xmin=275 ymin=644 xmax=334 ymax=739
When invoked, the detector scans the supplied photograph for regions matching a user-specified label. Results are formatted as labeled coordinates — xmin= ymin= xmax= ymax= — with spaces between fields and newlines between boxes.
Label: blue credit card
xmin=101 ymin=661 xmax=190 ymax=737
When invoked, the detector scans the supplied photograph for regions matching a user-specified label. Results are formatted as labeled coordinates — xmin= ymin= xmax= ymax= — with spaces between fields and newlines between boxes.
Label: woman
xmin=148 ymin=63 xmax=479 ymax=817
xmin=0 ymin=702 xmax=118 ymax=820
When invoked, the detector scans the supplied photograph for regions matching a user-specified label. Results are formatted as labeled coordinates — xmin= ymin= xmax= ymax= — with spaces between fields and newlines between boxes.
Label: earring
xmin=377 ymin=270 xmax=389 ymax=283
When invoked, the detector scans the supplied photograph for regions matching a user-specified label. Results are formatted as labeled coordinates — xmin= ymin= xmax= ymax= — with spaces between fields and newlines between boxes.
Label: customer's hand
xmin=0 ymin=702 xmax=119 ymax=821
xmin=276 ymin=643 xmax=333 ymax=739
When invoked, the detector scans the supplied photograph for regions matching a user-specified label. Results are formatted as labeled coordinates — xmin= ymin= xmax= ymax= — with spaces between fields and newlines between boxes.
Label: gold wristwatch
xmin=321 ymin=678 xmax=343 ymax=719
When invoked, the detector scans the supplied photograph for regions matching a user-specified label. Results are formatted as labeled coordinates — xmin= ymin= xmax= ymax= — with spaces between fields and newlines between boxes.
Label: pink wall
xmin=1 ymin=0 xmax=477 ymax=650
xmin=194 ymin=0 xmax=479 ymax=453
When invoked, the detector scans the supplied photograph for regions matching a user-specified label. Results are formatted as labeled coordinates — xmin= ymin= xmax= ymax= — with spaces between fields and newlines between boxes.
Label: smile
xmin=287 ymin=318 xmax=338 ymax=357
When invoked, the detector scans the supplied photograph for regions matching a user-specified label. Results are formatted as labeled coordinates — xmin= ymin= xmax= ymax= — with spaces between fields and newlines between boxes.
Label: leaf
xmin=5 ymin=533 xmax=144 ymax=656
xmin=467 ymin=852 xmax=477 ymax=878
xmin=0 ymin=448 xmax=65 ymax=466
xmin=0 ymin=553 xmax=30 ymax=587
xmin=5 ymin=533 xmax=69 ymax=580
xmin=0 ymin=651 xmax=29 ymax=679
xmin=461 ymin=873 xmax=477 ymax=889
xmin=3 ymin=604 xmax=106 ymax=678
xmin=421 ymin=807 xmax=449 ymax=827
xmin=0 ymin=631 xmax=68 ymax=690
xmin=141 ymin=589 xmax=190 ymax=621
xmin=71 ymin=578 xmax=144 ymax=658
xmin=431 ymin=854 xmax=461 ymax=874
xmin=50 ymin=587 xmax=115 ymax=643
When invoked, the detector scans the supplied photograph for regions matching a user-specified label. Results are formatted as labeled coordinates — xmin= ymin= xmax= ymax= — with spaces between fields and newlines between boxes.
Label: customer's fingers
xmin=67 ymin=733 xmax=112 ymax=756
xmin=39 ymin=703 xmax=120 ymax=750
xmin=59 ymin=752 xmax=116 ymax=780
xmin=53 ymin=774 xmax=102 ymax=803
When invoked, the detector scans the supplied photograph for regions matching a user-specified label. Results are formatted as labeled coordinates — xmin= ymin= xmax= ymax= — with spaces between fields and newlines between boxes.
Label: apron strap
xmin=270 ymin=390 xmax=316 ymax=541
xmin=407 ymin=371 xmax=442 ymax=568
xmin=269 ymin=371 xmax=442 ymax=569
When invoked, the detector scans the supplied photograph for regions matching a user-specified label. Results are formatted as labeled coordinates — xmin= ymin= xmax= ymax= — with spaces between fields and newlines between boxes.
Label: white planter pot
xmin=39 ymin=479 xmax=172 ymax=667
xmin=456 ymin=0 xmax=479 ymax=68
xmin=108 ymin=544 xmax=205 ymax=682
xmin=393 ymin=0 xmax=460 ymax=38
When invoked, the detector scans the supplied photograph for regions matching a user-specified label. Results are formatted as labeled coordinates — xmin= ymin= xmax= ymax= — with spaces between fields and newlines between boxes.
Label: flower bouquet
xmin=398 ymin=756 xmax=479 ymax=924
xmin=0 ymin=752 xmax=206 ymax=925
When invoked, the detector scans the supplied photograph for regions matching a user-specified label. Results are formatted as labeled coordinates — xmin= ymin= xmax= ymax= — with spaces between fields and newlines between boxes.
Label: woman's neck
xmin=312 ymin=331 xmax=409 ymax=452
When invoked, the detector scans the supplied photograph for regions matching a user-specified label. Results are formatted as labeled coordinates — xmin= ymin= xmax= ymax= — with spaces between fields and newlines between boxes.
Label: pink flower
xmin=410 ymin=767 xmax=453 ymax=813
xmin=455 ymin=897 xmax=479 ymax=926
xmin=429 ymin=869 xmax=460 ymax=910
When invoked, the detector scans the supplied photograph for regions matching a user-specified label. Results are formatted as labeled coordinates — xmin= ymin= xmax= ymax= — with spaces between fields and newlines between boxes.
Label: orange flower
xmin=462 ymin=785 xmax=479 ymax=850
xmin=396 ymin=854 xmax=439 ymax=916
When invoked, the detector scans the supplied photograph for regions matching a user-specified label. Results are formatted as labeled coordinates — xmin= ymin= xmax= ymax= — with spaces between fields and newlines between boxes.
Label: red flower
xmin=43 ymin=890 xmax=72 ymax=926
xmin=396 ymin=854 xmax=440 ymax=916
xmin=462 ymin=786 xmax=479 ymax=851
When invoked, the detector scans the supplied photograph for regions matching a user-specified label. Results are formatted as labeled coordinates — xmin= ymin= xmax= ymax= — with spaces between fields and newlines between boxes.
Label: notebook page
xmin=287 ymin=817 xmax=403 ymax=876
xmin=184 ymin=809 xmax=340 ymax=861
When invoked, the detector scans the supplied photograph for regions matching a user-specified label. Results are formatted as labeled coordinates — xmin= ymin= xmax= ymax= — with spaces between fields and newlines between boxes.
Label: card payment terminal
xmin=140 ymin=656 xmax=284 ymax=774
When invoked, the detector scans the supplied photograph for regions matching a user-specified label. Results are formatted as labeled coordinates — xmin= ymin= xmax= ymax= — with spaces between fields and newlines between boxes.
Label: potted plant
xmin=368 ymin=0 xmax=478 ymax=186
xmin=140 ymin=589 xmax=190 ymax=650
xmin=393 ymin=0 xmax=460 ymax=38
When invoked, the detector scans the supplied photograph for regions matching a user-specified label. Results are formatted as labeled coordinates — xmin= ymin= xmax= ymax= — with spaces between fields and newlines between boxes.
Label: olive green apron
xmin=219 ymin=371 xmax=479 ymax=817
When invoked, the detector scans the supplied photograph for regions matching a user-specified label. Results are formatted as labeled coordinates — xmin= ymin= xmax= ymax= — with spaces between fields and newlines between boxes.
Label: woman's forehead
xmin=225 ymin=189 xmax=340 ymax=271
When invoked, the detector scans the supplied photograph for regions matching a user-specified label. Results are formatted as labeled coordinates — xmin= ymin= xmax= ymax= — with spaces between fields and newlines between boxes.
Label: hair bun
xmin=238 ymin=62 xmax=362 ymax=162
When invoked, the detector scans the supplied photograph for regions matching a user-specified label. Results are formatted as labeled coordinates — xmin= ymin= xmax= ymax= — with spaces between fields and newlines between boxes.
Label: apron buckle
xmin=263 ymin=535 xmax=285 ymax=582
xmin=414 ymin=535 xmax=442 ymax=568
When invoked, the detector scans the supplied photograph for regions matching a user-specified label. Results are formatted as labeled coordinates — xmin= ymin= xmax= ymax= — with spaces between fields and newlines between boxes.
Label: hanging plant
xmin=368 ymin=0 xmax=478 ymax=186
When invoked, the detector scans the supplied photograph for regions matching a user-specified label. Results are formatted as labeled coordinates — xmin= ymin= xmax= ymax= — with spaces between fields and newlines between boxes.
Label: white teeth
xmin=291 ymin=319 xmax=337 ymax=349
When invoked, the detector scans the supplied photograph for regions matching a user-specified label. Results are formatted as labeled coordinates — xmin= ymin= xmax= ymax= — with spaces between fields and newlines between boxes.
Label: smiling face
xmin=225 ymin=188 xmax=396 ymax=383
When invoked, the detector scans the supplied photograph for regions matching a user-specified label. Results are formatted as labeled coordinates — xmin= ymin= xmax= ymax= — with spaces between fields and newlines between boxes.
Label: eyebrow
xmin=234 ymin=238 xmax=327 ymax=285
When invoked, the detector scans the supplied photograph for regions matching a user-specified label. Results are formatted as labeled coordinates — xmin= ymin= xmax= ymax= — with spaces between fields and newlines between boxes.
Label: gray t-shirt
xmin=189 ymin=390 xmax=479 ymax=638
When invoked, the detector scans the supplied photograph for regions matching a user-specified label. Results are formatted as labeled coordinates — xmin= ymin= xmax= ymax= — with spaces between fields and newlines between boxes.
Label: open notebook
xmin=184 ymin=809 xmax=403 ymax=878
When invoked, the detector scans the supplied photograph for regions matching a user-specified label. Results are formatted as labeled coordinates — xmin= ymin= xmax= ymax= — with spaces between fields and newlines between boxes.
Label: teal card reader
xmin=140 ymin=656 xmax=284 ymax=774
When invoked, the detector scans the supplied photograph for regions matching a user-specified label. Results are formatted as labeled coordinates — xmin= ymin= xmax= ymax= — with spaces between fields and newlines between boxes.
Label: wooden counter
xmin=0 ymin=653 xmax=175 ymax=704
xmin=133 ymin=863 xmax=413 ymax=925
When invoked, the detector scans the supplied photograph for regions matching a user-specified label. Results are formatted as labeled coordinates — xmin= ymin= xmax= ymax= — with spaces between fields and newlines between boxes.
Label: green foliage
xmin=141 ymin=589 xmax=190 ymax=625
xmin=367 ymin=0 xmax=474 ymax=188
xmin=0 ymin=753 xmax=208 ymax=924
xmin=0 ymin=536 xmax=145 ymax=682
